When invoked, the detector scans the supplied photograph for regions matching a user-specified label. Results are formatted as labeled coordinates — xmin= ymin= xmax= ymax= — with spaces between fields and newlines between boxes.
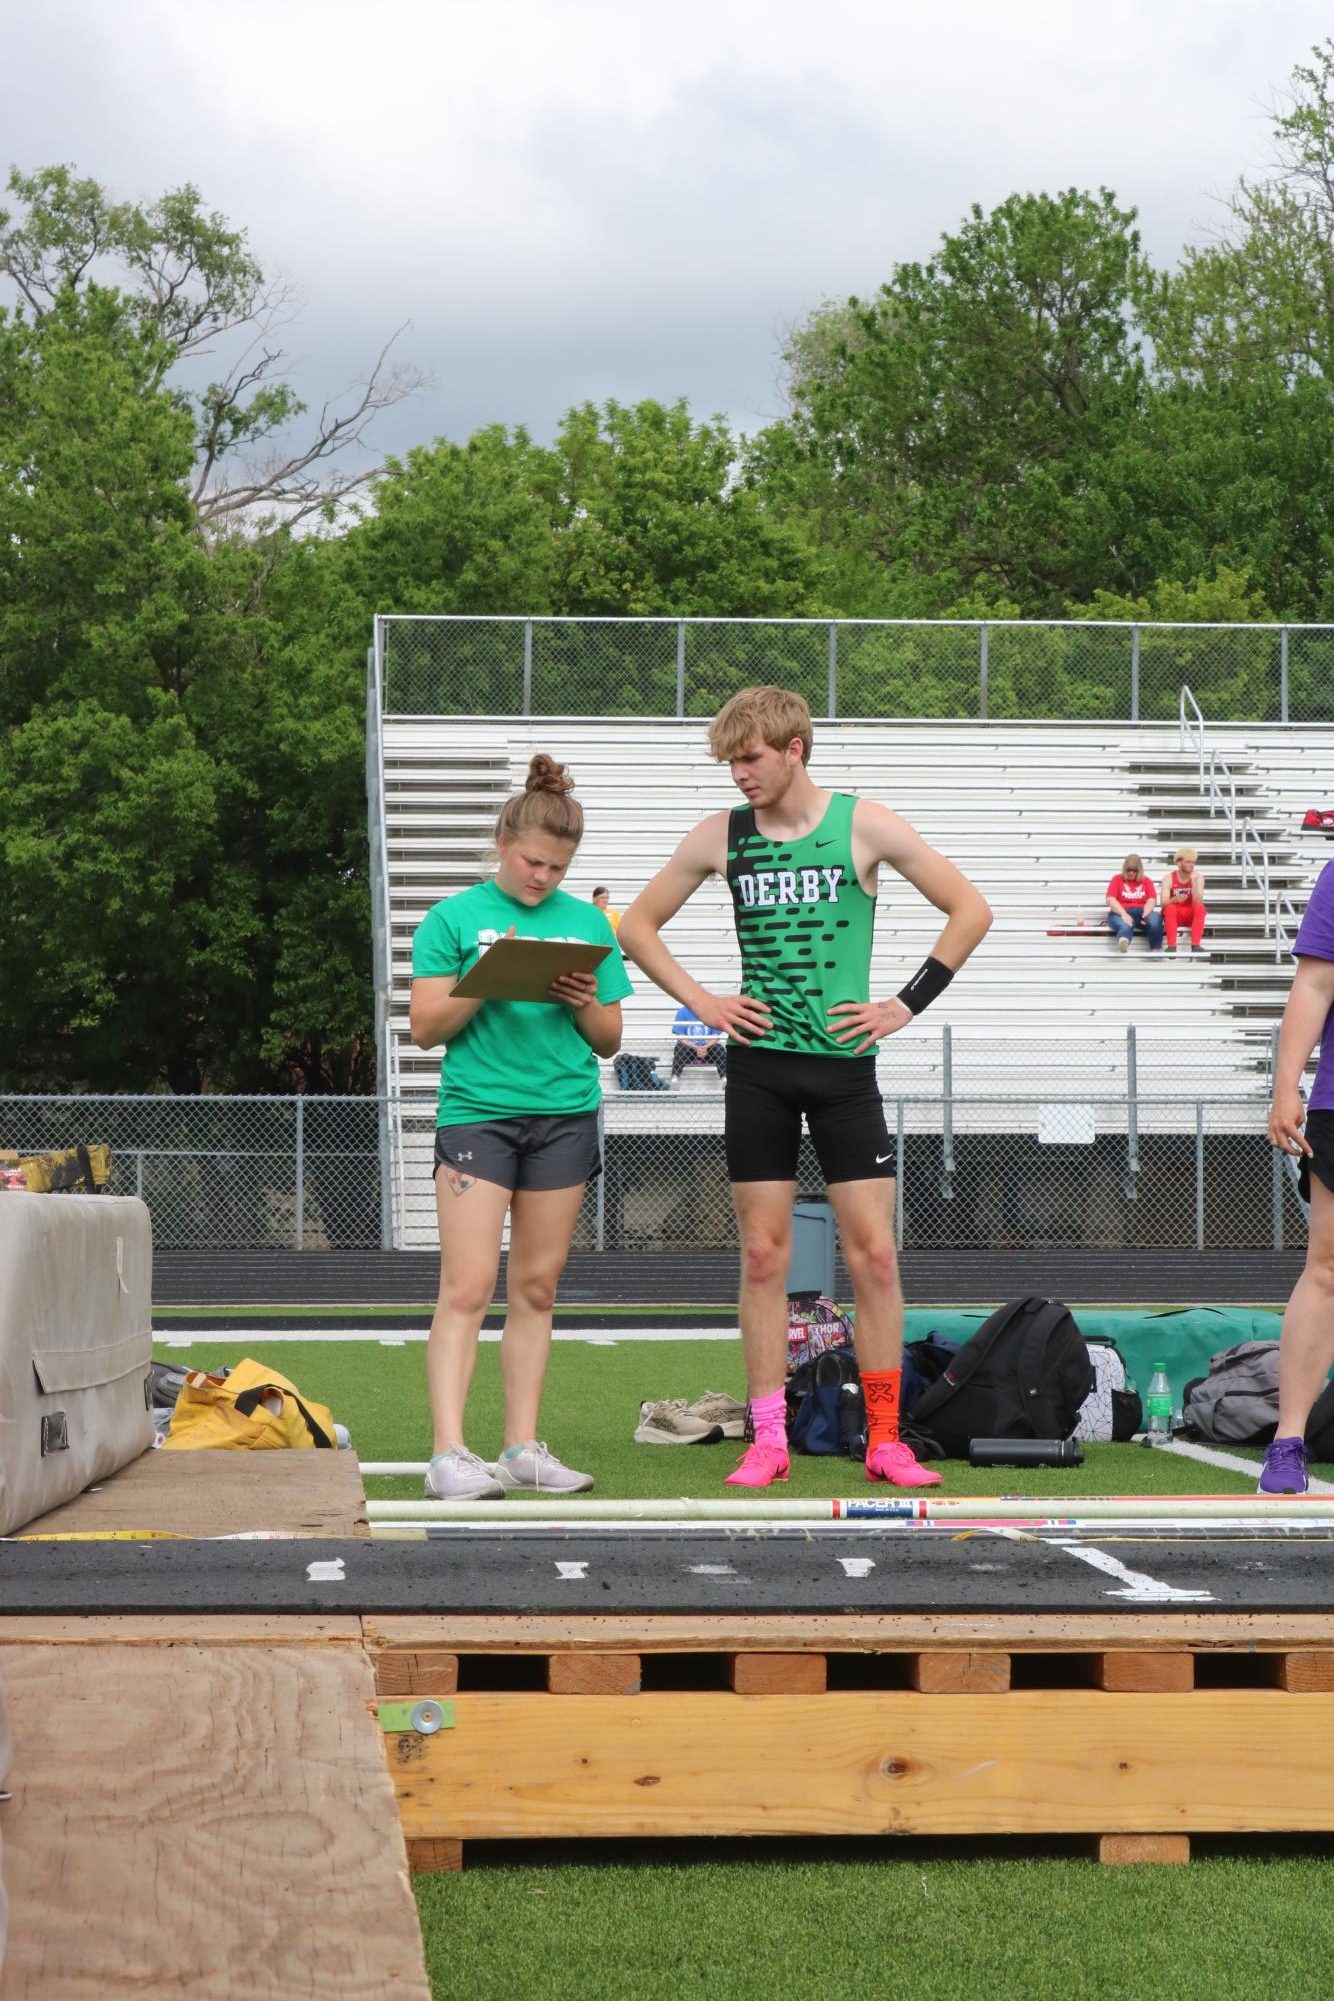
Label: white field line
xmin=1156 ymin=1433 xmax=1334 ymax=1496
xmin=1047 ymin=1539 xmax=1214 ymax=1603
xmin=153 ymin=1326 xmax=738 ymax=1347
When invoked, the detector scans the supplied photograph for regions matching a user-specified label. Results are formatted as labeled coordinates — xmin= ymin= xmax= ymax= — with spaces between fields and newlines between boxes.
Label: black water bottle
xmin=968 ymin=1436 xmax=1084 ymax=1469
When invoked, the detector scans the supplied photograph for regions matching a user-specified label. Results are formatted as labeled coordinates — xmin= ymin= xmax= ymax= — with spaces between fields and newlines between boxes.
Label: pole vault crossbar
xmin=365 ymin=1494 xmax=1334 ymax=1525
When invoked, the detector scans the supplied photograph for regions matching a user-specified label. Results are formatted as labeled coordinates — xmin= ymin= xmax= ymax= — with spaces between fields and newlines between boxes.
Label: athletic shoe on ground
xmin=865 ymin=1441 xmax=942 ymax=1488
xmin=493 ymin=1441 xmax=595 ymax=1494
xmin=1116 ymin=935 xmax=1131 ymax=953
xmin=424 ymin=1446 xmax=505 ymax=1501
xmin=634 ymin=1399 xmax=724 ymax=1445
xmin=1257 ymin=1435 xmax=1309 ymax=1495
xmin=686 ymin=1391 xmax=748 ymax=1439
xmin=724 ymin=1440 xmax=790 ymax=1488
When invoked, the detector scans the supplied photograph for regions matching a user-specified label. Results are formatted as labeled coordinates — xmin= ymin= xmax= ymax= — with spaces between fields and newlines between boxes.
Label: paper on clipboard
xmin=451 ymin=935 xmax=612 ymax=1003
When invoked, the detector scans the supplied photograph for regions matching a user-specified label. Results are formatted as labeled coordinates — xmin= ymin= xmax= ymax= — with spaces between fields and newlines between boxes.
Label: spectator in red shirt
xmin=1105 ymin=852 xmax=1163 ymax=952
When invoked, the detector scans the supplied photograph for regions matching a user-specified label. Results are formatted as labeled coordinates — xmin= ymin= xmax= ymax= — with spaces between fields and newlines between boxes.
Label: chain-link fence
xmin=1 ymin=1033 xmax=1306 ymax=1254
xmin=0 ymin=1097 xmax=385 ymax=1251
xmin=378 ymin=616 xmax=1334 ymax=724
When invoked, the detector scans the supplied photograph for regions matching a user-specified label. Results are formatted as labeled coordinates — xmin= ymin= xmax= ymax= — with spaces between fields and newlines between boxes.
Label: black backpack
xmin=785 ymin=1347 xmax=867 ymax=1457
xmin=908 ymin=1296 xmax=1095 ymax=1460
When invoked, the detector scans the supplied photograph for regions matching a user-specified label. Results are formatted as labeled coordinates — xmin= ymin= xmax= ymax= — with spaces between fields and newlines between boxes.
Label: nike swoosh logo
xmin=875 ymin=1152 xmax=893 ymax=1164
xmin=815 ymin=840 xmax=834 ymax=849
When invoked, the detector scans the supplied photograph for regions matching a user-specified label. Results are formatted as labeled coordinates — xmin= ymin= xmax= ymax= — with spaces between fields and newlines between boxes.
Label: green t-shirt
xmin=412 ymin=880 xmax=634 ymax=1126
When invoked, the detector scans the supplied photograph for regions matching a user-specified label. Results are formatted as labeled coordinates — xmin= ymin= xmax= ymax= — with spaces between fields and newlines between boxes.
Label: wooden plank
xmin=0 ymin=1616 xmax=362 ymax=1647
xmin=913 ymin=1651 xmax=1011 ymax=1694
xmin=1273 ymin=1652 xmax=1334 ymax=1692
xmin=390 ymin=1690 xmax=1334 ymax=1839
xmin=1098 ymin=1834 xmax=1191 ymax=1866
xmin=0 ymin=1643 xmax=430 ymax=2000
xmin=548 ymin=1653 xmax=642 ymax=1695
xmin=17 ymin=1448 xmax=368 ymax=1540
xmin=365 ymin=1612 xmax=1334 ymax=1654
xmin=406 ymin=1838 xmax=464 ymax=1874
xmin=1096 ymin=1652 xmax=1194 ymax=1693
xmin=376 ymin=1649 xmax=460 ymax=1697
xmin=729 ymin=1653 xmax=827 ymax=1695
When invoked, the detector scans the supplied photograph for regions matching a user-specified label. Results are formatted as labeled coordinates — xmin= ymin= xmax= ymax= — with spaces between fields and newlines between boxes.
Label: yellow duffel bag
xmin=162 ymin=1357 xmax=336 ymax=1451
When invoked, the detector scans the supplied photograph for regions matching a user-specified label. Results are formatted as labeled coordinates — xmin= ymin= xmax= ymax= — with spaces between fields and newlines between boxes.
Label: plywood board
xmin=0 ymin=1642 xmax=429 ymax=2000
xmin=0 ymin=1616 xmax=363 ymax=1648
xmin=365 ymin=1611 xmax=1334 ymax=1654
xmin=389 ymin=1689 xmax=1334 ymax=1839
xmin=17 ymin=1447 xmax=368 ymax=1539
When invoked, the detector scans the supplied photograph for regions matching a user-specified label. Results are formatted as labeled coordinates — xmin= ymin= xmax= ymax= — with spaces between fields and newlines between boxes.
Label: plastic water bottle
xmin=1145 ymin=1363 xmax=1173 ymax=1444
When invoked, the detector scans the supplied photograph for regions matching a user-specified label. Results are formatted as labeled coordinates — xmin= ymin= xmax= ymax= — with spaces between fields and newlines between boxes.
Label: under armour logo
xmin=456 ymin=1151 xmax=473 ymax=1161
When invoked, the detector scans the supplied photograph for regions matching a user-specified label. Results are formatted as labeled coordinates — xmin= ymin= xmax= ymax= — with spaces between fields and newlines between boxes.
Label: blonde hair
xmin=494 ymin=753 xmax=583 ymax=848
xmin=1122 ymin=853 xmax=1144 ymax=874
xmin=1174 ymin=846 xmax=1198 ymax=865
xmin=708 ymin=686 xmax=812 ymax=765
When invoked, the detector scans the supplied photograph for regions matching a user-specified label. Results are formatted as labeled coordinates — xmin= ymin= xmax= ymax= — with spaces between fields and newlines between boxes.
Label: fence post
xmin=595 ymin=1102 xmax=606 ymax=1252
xmin=1195 ymin=1099 xmax=1205 ymax=1250
xmin=294 ymin=1096 xmax=305 ymax=1252
xmin=1280 ymin=626 xmax=1290 ymax=724
xmin=676 ymin=621 xmax=686 ymax=720
xmin=978 ymin=624 xmax=988 ymax=721
xmin=522 ymin=619 xmax=533 ymax=716
xmin=1124 ymin=1026 xmax=1139 ymax=1200
xmin=378 ymin=1094 xmax=394 ymax=1252
xmin=827 ymin=622 xmax=838 ymax=720
xmin=1130 ymin=624 xmax=1140 ymax=723
xmin=894 ymin=1097 xmax=905 ymax=1249
xmin=135 ymin=1150 xmax=144 ymax=1200
xmin=1272 ymin=1145 xmax=1285 ymax=1251
xmin=940 ymin=1025 xmax=955 ymax=1199
xmin=1269 ymin=1023 xmax=1280 ymax=1095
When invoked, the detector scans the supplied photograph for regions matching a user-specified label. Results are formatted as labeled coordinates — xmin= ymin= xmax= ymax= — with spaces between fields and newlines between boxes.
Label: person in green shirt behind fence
xmin=410 ymin=753 xmax=633 ymax=1500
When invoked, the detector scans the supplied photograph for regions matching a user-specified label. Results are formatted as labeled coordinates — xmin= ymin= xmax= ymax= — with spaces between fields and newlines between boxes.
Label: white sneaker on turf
xmin=424 ymin=1446 xmax=505 ymax=1501
xmin=634 ymin=1399 xmax=723 ymax=1445
xmin=493 ymin=1441 xmax=594 ymax=1493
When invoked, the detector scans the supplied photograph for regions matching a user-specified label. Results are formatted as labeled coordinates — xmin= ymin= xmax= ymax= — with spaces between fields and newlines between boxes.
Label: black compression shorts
xmin=724 ymin=1045 xmax=893 ymax=1184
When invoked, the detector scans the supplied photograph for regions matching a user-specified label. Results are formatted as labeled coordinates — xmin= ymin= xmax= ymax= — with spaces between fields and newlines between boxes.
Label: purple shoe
xmin=1257 ymin=1435 xmax=1309 ymax=1495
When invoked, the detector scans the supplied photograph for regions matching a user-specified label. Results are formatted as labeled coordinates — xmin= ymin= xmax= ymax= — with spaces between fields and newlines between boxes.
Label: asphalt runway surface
xmin=5 ymin=1524 xmax=1334 ymax=1615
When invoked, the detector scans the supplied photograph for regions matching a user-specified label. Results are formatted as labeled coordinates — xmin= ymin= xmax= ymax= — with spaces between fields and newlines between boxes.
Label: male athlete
xmin=618 ymin=686 xmax=992 ymax=1489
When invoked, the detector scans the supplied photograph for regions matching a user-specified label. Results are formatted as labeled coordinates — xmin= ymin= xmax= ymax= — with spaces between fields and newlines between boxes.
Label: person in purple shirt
xmin=1261 ymin=859 xmax=1334 ymax=1493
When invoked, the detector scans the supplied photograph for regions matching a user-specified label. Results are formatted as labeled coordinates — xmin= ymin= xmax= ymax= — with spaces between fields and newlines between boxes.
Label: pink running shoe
xmin=865 ymin=1441 xmax=942 ymax=1488
xmin=724 ymin=1441 xmax=790 ymax=1488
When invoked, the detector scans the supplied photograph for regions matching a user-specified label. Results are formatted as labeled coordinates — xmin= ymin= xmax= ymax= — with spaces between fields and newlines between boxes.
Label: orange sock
xmin=861 ymin=1368 xmax=901 ymax=1451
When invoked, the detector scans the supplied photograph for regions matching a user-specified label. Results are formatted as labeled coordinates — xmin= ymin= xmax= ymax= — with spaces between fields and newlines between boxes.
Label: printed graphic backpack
xmin=785 ymin=1294 xmax=855 ymax=1374
xmin=1074 ymin=1342 xmax=1142 ymax=1443
xmin=908 ymin=1296 xmax=1095 ymax=1460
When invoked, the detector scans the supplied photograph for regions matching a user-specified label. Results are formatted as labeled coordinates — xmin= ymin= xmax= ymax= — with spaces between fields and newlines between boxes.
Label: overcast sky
xmin=6 ymin=0 xmax=1333 ymax=466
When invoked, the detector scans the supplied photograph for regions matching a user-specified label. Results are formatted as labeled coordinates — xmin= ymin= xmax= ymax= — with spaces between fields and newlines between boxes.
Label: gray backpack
xmin=1181 ymin=1341 xmax=1279 ymax=1443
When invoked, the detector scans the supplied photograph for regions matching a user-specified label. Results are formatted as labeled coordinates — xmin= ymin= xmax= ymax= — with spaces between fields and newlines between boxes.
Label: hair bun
xmin=525 ymin=753 xmax=576 ymax=796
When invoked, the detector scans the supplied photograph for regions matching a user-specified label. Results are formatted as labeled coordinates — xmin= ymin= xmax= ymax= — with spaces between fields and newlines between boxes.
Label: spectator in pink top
xmin=1105 ymin=852 xmax=1163 ymax=952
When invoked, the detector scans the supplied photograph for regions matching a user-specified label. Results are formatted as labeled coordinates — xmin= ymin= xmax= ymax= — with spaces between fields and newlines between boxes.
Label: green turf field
xmin=151 ymin=1336 xmax=1279 ymax=1498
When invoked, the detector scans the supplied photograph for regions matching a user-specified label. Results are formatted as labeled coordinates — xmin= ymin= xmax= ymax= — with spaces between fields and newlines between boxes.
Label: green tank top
xmin=726 ymin=791 xmax=876 ymax=1058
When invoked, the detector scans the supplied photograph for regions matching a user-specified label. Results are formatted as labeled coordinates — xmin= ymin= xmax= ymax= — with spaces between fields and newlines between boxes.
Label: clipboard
xmin=451 ymin=936 xmax=611 ymax=1003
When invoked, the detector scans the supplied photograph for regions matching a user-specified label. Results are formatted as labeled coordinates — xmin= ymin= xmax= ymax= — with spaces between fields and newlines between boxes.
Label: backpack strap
xmin=1015 ymin=1300 xmax=1080 ymax=1431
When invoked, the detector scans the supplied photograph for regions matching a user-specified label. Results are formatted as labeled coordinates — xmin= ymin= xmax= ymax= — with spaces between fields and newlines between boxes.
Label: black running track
xmin=152 ymin=1248 xmax=1305 ymax=1310
xmin=5 ymin=1528 xmax=1334 ymax=1616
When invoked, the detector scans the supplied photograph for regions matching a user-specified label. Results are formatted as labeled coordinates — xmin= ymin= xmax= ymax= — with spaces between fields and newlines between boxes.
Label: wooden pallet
xmin=366 ymin=1612 xmax=1334 ymax=1871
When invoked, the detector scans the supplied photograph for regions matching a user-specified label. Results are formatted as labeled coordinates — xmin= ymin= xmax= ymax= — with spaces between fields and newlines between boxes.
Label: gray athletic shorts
xmin=434 ymin=1113 xmax=601 ymax=1193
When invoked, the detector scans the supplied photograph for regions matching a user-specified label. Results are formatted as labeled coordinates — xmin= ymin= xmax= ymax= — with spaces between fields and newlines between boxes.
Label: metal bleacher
xmin=374 ymin=714 xmax=1334 ymax=1247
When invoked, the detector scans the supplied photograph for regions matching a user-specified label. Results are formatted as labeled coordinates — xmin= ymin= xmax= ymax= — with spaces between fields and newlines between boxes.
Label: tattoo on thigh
xmin=442 ymin=1167 xmax=476 ymax=1197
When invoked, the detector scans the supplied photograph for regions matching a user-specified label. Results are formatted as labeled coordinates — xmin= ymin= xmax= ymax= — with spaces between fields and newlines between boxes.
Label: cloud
xmin=4 ymin=0 xmax=1332 ymax=457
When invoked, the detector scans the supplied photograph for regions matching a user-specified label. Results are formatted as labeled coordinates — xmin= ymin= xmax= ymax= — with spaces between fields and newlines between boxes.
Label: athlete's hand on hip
xmin=550 ymin=970 xmax=599 ymax=1009
xmin=692 ymin=992 xmax=772 ymax=1044
xmin=828 ymin=997 xmax=912 ymax=1054
xmin=1268 ymin=1087 xmax=1313 ymax=1157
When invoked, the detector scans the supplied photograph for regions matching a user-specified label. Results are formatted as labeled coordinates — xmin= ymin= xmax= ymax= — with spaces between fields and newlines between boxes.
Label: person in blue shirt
xmin=671 ymin=1003 xmax=726 ymax=1081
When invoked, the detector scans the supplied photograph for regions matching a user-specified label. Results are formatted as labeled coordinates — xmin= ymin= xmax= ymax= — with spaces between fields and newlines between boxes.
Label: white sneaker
xmin=1116 ymin=935 xmax=1130 ymax=953
xmin=634 ymin=1398 xmax=722 ymax=1445
xmin=424 ymin=1446 xmax=505 ymax=1501
xmin=493 ymin=1441 xmax=594 ymax=1493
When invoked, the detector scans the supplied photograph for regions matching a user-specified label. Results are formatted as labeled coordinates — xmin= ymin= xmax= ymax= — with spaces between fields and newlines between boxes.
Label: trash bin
xmin=787 ymin=1198 xmax=835 ymax=1298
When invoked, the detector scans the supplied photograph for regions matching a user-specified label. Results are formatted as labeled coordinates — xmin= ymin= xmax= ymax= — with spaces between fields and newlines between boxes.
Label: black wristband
xmin=896 ymin=955 xmax=954 ymax=1016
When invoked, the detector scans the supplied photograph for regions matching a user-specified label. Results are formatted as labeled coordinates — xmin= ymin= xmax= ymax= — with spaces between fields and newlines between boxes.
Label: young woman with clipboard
xmin=410 ymin=754 xmax=633 ymax=1499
